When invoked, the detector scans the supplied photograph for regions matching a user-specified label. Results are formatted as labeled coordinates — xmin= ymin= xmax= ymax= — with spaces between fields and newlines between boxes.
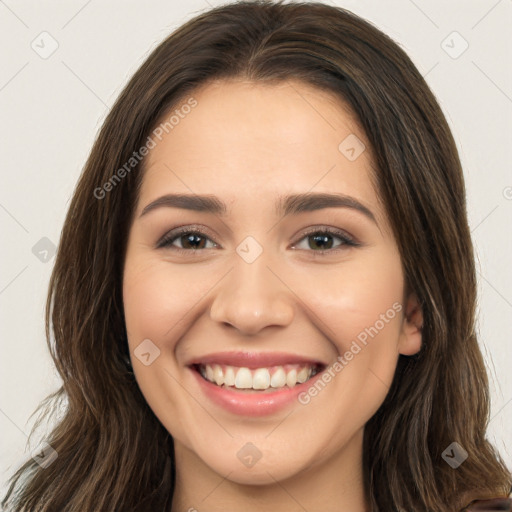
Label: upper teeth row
xmin=199 ymin=364 xmax=317 ymax=390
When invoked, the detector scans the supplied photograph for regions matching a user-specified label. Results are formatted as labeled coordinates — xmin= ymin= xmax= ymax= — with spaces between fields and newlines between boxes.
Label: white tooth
xmin=286 ymin=368 xmax=297 ymax=387
xmin=252 ymin=368 xmax=271 ymax=390
xmin=205 ymin=364 xmax=214 ymax=382
xmin=270 ymin=367 xmax=286 ymax=388
xmin=235 ymin=367 xmax=253 ymax=389
xmin=224 ymin=366 xmax=236 ymax=386
xmin=213 ymin=364 xmax=224 ymax=386
xmin=297 ymin=367 xmax=309 ymax=383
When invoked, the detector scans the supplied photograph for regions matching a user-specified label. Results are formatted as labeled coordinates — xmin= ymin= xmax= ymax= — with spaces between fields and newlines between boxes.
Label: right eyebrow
xmin=140 ymin=193 xmax=226 ymax=217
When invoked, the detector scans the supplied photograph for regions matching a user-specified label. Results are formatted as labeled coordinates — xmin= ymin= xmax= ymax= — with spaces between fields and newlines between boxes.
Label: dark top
xmin=465 ymin=498 xmax=512 ymax=511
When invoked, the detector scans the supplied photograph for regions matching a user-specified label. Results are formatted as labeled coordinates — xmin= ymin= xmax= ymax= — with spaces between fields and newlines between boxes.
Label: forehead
xmin=139 ymin=79 xmax=384 ymax=225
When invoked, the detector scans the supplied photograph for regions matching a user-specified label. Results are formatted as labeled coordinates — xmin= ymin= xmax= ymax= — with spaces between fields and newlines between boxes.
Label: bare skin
xmin=122 ymin=79 xmax=423 ymax=511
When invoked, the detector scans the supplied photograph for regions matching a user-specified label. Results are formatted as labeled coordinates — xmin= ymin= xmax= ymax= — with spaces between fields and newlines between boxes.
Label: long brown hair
xmin=3 ymin=1 xmax=510 ymax=510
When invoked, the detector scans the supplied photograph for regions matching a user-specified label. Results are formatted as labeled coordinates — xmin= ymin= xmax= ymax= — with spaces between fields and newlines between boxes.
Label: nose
xmin=209 ymin=255 xmax=295 ymax=336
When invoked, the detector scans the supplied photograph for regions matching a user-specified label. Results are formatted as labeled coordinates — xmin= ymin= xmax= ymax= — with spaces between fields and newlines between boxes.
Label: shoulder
xmin=464 ymin=497 xmax=512 ymax=511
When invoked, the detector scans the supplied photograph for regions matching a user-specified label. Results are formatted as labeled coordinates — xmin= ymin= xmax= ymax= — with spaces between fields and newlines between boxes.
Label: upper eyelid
xmin=159 ymin=224 xmax=218 ymax=243
xmin=294 ymin=225 xmax=354 ymax=240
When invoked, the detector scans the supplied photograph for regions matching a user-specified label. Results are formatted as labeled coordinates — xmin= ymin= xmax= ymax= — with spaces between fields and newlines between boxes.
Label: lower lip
xmin=189 ymin=367 xmax=324 ymax=417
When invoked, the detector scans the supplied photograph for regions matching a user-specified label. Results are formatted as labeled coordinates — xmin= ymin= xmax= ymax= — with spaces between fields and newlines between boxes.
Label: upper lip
xmin=186 ymin=351 xmax=327 ymax=369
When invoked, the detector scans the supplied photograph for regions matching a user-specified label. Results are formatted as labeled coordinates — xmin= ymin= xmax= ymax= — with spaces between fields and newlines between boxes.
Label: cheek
xmin=122 ymin=257 xmax=211 ymax=345
xmin=306 ymin=248 xmax=404 ymax=350
xmin=122 ymin=256 xmax=212 ymax=437
xmin=297 ymin=249 xmax=404 ymax=414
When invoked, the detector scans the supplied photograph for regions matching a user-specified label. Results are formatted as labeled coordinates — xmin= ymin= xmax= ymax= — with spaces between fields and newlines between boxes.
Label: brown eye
xmin=157 ymin=227 xmax=217 ymax=252
xmin=291 ymin=228 xmax=359 ymax=253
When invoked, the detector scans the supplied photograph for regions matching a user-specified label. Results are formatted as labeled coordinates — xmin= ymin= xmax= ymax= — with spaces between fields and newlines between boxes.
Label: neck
xmin=170 ymin=429 xmax=368 ymax=511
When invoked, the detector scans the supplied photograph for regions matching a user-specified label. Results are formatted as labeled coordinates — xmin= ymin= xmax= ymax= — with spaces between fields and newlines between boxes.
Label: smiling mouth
xmin=192 ymin=363 xmax=325 ymax=392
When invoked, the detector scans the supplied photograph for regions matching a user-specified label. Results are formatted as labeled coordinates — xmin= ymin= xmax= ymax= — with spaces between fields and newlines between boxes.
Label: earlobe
xmin=398 ymin=292 xmax=423 ymax=356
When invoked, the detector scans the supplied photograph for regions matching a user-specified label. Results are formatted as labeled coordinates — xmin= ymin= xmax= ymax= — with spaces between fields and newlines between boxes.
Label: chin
xmin=196 ymin=443 xmax=314 ymax=486
xmin=211 ymin=459 xmax=300 ymax=486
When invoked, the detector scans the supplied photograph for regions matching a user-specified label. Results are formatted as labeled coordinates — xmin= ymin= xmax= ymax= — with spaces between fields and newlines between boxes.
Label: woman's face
xmin=122 ymin=79 xmax=422 ymax=486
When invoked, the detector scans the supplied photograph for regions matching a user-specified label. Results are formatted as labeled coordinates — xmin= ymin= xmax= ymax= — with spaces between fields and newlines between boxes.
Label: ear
xmin=398 ymin=292 xmax=423 ymax=356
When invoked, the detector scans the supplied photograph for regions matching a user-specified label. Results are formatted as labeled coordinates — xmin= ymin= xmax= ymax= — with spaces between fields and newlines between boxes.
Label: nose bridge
xmin=209 ymin=246 xmax=295 ymax=335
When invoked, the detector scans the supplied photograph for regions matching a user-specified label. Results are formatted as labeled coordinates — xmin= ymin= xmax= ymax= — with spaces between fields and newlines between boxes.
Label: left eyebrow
xmin=139 ymin=192 xmax=377 ymax=225
xmin=277 ymin=192 xmax=377 ymax=224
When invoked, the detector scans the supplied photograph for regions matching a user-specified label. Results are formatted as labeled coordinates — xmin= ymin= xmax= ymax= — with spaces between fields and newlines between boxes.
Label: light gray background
xmin=1 ymin=0 xmax=511 ymax=496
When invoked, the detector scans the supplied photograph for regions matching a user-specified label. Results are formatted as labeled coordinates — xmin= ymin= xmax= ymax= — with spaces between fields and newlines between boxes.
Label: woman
xmin=2 ymin=1 xmax=511 ymax=510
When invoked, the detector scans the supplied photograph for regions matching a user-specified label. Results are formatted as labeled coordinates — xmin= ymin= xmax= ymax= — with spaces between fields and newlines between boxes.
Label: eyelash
xmin=156 ymin=224 xmax=360 ymax=256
